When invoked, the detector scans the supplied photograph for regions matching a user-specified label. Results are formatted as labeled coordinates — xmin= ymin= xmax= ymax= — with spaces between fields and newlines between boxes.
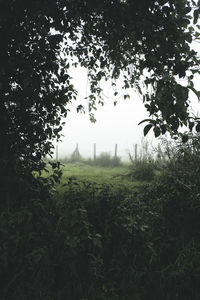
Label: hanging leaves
xmin=144 ymin=124 xmax=153 ymax=136
xmin=194 ymin=8 xmax=200 ymax=24
xmin=1 ymin=0 xmax=200 ymax=168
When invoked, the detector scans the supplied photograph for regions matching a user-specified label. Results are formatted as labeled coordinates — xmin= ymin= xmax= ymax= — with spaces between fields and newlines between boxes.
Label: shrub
xmin=128 ymin=158 xmax=155 ymax=181
xmin=135 ymin=134 xmax=200 ymax=299
xmin=0 ymin=168 xmax=59 ymax=300
xmin=2 ymin=168 xmax=149 ymax=299
xmin=56 ymin=178 xmax=155 ymax=299
xmin=3 ymin=134 xmax=200 ymax=300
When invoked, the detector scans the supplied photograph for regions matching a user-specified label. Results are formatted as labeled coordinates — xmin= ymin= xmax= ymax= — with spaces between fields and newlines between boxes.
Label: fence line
xmin=53 ymin=140 xmax=167 ymax=162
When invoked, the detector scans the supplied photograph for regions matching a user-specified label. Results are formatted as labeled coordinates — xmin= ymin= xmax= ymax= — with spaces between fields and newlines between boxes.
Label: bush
xmin=0 ymin=168 xmax=58 ymax=300
xmin=56 ymin=178 xmax=155 ymax=299
xmin=134 ymin=134 xmax=200 ymax=299
xmin=2 ymin=167 xmax=149 ymax=299
xmin=128 ymin=159 xmax=155 ymax=181
xmin=3 ymin=134 xmax=200 ymax=299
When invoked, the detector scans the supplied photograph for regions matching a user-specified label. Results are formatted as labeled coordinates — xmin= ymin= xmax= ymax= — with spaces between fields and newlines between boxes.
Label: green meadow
xmin=54 ymin=162 xmax=144 ymax=200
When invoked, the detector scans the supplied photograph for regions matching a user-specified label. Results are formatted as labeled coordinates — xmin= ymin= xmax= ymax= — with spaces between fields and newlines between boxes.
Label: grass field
xmin=54 ymin=162 xmax=144 ymax=198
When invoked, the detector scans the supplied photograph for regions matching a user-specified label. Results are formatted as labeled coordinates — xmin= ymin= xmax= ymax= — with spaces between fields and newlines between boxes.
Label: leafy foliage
xmin=136 ymin=134 xmax=200 ymax=299
xmin=46 ymin=178 xmax=156 ymax=299
xmin=0 ymin=170 xmax=58 ymax=299
xmin=127 ymin=159 xmax=156 ymax=181
xmin=2 ymin=135 xmax=200 ymax=299
xmin=1 ymin=0 xmax=200 ymax=173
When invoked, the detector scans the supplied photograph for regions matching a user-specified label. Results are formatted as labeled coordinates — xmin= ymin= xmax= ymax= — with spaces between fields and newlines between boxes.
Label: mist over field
xmin=53 ymin=67 xmax=157 ymax=160
xmin=53 ymin=66 xmax=200 ymax=161
xmin=55 ymin=102 xmax=156 ymax=160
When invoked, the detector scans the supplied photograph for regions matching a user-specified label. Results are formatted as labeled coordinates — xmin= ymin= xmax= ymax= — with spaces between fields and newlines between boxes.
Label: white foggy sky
xmin=56 ymin=66 xmax=155 ymax=160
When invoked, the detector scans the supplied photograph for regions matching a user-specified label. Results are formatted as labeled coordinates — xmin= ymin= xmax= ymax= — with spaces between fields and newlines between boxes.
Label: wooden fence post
xmin=94 ymin=143 xmax=96 ymax=161
xmin=114 ymin=144 xmax=118 ymax=158
xmin=135 ymin=144 xmax=138 ymax=161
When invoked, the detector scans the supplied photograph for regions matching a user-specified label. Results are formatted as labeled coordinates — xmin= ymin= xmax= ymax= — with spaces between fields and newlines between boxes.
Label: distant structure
xmin=114 ymin=144 xmax=118 ymax=158
xmin=71 ymin=143 xmax=81 ymax=160
xmin=94 ymin=143 xmax=96 ymax=161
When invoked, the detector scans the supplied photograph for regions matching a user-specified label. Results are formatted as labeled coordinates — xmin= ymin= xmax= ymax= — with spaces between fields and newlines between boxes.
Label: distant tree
xmin=1 ymin=0 xmax=200 ymax=172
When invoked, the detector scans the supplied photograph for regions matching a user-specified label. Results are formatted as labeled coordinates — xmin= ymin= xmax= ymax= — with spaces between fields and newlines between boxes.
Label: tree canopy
xmin=1 ymin=0 xmax=200 ymax=167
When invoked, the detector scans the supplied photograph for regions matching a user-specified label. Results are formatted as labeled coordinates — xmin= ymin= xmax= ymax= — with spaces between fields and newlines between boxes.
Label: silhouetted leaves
xmin=1 ymin=0 xmax=200 ymax=170
xmin=153 ymin=126 xmax=161 ymax=138
xmin=194 ymin=8 xmax=200 ymax=24
xmin=144 ymin=124 xmax=153 ymax=136
xmin=196 ymin=122 xmax=200 ymax=132
xmin=182 ymin=134 xmax=189 ymax=143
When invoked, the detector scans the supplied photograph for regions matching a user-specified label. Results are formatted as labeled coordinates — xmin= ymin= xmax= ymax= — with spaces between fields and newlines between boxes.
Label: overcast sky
xmin=55 ymin=66 xmax=157 ymax=160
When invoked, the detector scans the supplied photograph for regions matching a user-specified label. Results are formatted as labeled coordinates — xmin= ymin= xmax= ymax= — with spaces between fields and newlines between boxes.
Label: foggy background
xmin=53 ymin=66 xmax=156 ymax=161
xmin=53 ymin=62 xmax=200 ymax=161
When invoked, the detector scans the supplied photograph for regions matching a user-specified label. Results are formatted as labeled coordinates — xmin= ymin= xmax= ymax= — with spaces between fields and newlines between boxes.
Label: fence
xmin=53 ymin=140 xmax=166 ymax=162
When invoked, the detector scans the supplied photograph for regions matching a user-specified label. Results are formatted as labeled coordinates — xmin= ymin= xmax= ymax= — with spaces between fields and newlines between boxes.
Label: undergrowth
xmin=2 ymin=135 xmax=200 ymax=299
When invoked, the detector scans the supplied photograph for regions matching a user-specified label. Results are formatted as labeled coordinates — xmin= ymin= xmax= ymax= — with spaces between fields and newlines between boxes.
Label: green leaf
xmin=138 ymin=119 xmax=156 ymax=125
xmin=182 ymin=134 xmax=189 ymax=143
xmin=124 ymin=94 xmax=130 ymax=99
xmin=194 ymin=9 xmax=199 ymax=24
xmin=77 ymin=105 xmax=84 ymax=113
xmin=161 ymin=125 xmax=167 ymax=134
xmin=153 ymin=127 xmax=161 ymax=138
xmin=144 ymin=124 xmax=153 ymax=136
xmin=196 ymin=122 xmax=200 ymax=132
xmin=184 ymin=7 xmax=191 ymax=14
xmin=189 ymin=121 xmax=195 ymax=131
